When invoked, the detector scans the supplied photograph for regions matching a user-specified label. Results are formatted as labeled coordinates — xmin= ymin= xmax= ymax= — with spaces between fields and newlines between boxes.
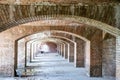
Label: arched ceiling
xmin=0 ymin=2 xmax=120 ymax=30
xmin=0 ymin=0 xmax=120 ymax=41
xmin=11 ymin=16 xmax=120 ymax=37
xmin=16 ymin=30 xmax=89 ymax=42
xmin=26 ymin=38 xmax=69 ymax=48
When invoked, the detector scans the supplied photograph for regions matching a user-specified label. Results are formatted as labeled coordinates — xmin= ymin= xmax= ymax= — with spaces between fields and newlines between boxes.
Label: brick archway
xmin=0 ymin=15 xmax=119 ymax=36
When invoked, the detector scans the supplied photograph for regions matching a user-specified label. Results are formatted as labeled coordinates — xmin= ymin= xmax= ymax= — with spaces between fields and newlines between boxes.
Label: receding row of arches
xmin=0 ymin=15 xmax=119 ymax=80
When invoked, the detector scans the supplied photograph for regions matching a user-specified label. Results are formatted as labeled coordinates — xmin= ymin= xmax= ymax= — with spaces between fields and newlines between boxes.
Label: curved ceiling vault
xmin=27 ymin=38 xmax=69 ymax=51
xmin=1 ymin=15 xmax=119 ymax=36
xmin=26 ymin=36 xmax=75 ymax=45
xmin=16 ymin=30 xmax=89 ymax=43
xmin=0 ymin=0 xmax=119 ymax=4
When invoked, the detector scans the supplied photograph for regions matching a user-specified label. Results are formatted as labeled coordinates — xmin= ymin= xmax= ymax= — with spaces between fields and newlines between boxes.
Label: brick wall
xmin=102 ymin=37 xmax=116 ymax=77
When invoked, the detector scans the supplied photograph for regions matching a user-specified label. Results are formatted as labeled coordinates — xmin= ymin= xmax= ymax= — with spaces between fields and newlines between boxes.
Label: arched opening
xmin=39 ymin=41 xmax=57 ymax=53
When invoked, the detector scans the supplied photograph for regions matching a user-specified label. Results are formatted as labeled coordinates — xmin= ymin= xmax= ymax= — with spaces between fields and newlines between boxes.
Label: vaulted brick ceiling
xmin=0 ymin=0 xmax=119 ymax=4
xmin=0 ymin=0 xmax=120 ymax=36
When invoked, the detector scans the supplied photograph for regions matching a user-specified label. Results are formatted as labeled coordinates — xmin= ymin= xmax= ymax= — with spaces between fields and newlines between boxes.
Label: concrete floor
xmin=0 ymin=53 xmax=115 ymax=80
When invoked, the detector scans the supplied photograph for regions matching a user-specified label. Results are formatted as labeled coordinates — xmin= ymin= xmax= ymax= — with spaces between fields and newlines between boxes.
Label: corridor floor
xmin=0 ymin=53 xmax=115 ymax=80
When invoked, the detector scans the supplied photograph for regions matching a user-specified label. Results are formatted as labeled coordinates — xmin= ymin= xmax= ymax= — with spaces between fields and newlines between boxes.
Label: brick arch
xmin=1 ymin=15 xmax=120 ymax=36
xmin=25 ymin=36 xmax=74 ymax=45
xmin=16 ymin=30 xmax=89 ymax=42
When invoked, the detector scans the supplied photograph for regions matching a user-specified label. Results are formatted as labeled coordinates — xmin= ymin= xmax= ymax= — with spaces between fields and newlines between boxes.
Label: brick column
xmin=85 ymin=41 xmax=90 ymax=76
xmin=25 ymin=42 xmax=27 ymax=67
xmin=34 ymin=44 xmax=38 ymax=57
xmin=64 ymin=43 xmax=69 ymax=59
xmin=60 ymin=44 xmax=63 ymax=56
xmin=25 ymin=42 xmax=32 ymax=67
xmin=17 ymin=40 xmax=25 ymax=69
xmin=102 ymin=37 xmax=116 ymax=77
xmin=30 ymin=43 xmax=34 ymax=62
xmin=33 ymin=43 xmax=36 ymax=60
xmin=57 ymin=44 xmax=61 ymax=55
xmin=116 ymin=36 xmax=120 ymax=80
xmin=75 ymin=38 xmax=85 ymax=67
xmin=31 ymin=43 xmax=34 ymax=61
xmin=61 ymin=43 xmax=65 ymax=57
xmin=68 ymin=42 xmax=76 ymax=62
xmin=90 ymin=31 xmax=102 ymax=77
xmin=67 ymin=44 xmax=70 ymax=60
xmin=63 ymin=44 xmax=66 ymax=58
xmin=61 ymin=44 xmax=64 ymax=57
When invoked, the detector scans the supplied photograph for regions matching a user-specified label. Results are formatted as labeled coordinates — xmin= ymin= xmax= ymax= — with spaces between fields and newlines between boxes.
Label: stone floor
xmin=0 ymin=53 xmax=115 ymax=80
